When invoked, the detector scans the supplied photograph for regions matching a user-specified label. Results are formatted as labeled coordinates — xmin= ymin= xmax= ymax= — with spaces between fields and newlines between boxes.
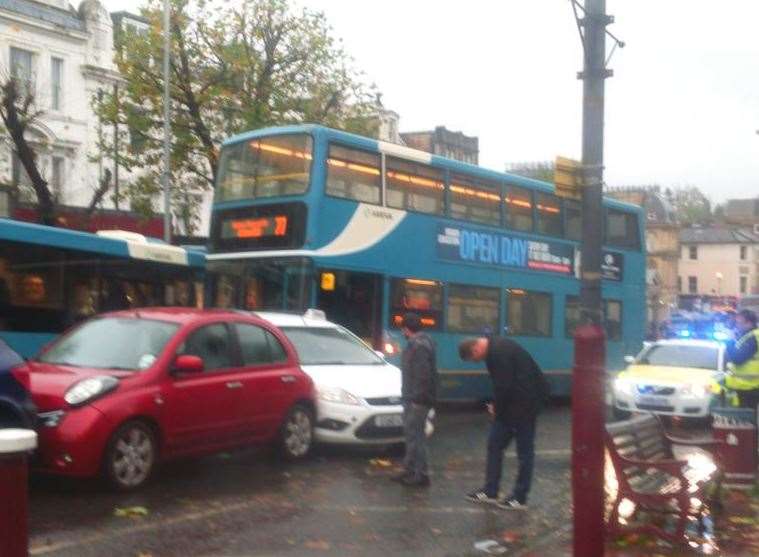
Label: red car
xmin=12 ymin=308 xmax=316 ymax=490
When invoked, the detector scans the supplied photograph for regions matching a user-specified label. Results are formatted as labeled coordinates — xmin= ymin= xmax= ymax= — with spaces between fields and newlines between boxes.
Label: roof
xmin=103 ymin=308 xmax=258 ymax=325
xmin=680 ymin=227 xmax=759 ymax=244
xmin=221 ymin=124 xmax=642 ymax=214
xmin=0 ymin=218 xmax=205 ymax=267
xmin=0 ymin=0 xmax=85 ymax=32
xmin=255 ymin=311 xmax=336 ymax=329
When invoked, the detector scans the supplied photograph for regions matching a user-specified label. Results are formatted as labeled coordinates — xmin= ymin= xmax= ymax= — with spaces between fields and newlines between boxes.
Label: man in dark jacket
xmin=393 ymin=312 xmax=437 ymax=487
xmin=459 ymin=336 xmax=550 ymax=509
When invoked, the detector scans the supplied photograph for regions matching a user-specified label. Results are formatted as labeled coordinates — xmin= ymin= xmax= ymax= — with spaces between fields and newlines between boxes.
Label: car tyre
xmin=278 ymin=404 xmax=314 ymax=461
xmin=103 ymin=420 xmax=157 ymax=491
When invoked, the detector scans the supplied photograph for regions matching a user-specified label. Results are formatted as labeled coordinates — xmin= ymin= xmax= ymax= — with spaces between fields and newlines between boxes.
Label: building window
xmin=446 ymin=284 xmax=500 ymax=334
xmin=386 ymin=158 xmax=444 ymax=215
xmin=51 ymin=57 xmax=63 ymax=110
xmin=51 ymin=156 xmax=64 ymax=200
xmin=604 ymin=299 xmax=622 ymax=341
xmin=740 ymin=246 xmax=747 ymax=260
xmin=504 ymin=186 xmax=533 ymax=232
xmin=535 ymin=193 xmax=562 ymax=237
xmin=506 ymin=288 xmax=552 ymax=337
xmin=326 ymin=144 xmax=381 ymax=204
xmin=677 ymin=276 xmax=682 ymax=293
xmin=688 ymin=276 xmax=697 ymax=294
xmin=689 ymin=246 xmax=698 ymax=260
xmin=740 ymin=276 xmax=748 ymax=295
xmin=10 ymin=47 xmax=34 ymax=96
xmin=448 ymin=174 xmax=500 ymax=226
xmin=389 ymin=278 xmax=442 ymax=330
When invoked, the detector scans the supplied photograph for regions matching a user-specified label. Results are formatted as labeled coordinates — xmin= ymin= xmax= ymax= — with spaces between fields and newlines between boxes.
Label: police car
xmin=613 ymin=339 xmax=725 ymax=418
xmin=257 ymin=310 xmax=433 ymax=445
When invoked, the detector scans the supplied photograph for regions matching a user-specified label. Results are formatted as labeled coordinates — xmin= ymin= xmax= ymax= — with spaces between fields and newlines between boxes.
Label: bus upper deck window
xmin=386 ymin=158 xmax=444 ymax=216
xmin=449 ymin=174 xmax=500 ymax=226
xmin=326 ymin=145 xmax=381 ymax=204
xmin=505 ymin=186 xmax=533 ymax=232
xmin=217 ymin=134 xmax=312 ymax=201
xmin=536 ymin=193 xmax=562 ymax=237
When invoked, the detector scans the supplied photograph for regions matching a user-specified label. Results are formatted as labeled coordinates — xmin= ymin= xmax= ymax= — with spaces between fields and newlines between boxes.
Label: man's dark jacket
xmin=401 ymin=332 xmax=438 ymax=407
xmin=485 ymin=336 xmax=550 ymax=422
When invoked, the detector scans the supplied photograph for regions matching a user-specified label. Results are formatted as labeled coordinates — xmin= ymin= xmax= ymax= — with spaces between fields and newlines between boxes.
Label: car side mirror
xmin=174 ymin=355 xmax=204 ymax=374
xmin=624 ymin=355 xmax=635 ymax=364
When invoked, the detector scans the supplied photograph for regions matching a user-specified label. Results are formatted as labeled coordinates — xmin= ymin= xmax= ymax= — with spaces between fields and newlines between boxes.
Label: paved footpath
xmin=28 ymin=404 xmax=757 ymax=556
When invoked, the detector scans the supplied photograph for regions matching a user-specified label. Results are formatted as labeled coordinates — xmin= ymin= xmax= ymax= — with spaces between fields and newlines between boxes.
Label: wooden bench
xmin=605 ymin=414 xmax=723 ymax=545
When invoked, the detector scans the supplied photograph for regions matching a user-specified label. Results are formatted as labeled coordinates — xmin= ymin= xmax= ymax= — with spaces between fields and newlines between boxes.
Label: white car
xmin=257 ymin=310 xmax=432 ymax=445
xmin=613 ymin=339 xmax=726 ymax=419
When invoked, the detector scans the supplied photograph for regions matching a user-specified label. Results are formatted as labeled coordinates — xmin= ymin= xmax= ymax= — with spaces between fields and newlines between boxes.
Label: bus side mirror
xmin=174 ymin=355 xmax=204 ymax=375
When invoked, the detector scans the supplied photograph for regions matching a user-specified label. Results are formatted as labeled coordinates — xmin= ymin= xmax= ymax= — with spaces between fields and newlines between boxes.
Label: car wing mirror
xmin=174 ymin=355 xmax=204 ymax=375
xmin=624 ymin=355 xmax=635 ymax=364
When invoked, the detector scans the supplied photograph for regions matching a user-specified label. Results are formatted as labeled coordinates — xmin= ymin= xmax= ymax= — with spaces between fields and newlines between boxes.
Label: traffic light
xmin=554 ymin=156 xmax=582 ymax=200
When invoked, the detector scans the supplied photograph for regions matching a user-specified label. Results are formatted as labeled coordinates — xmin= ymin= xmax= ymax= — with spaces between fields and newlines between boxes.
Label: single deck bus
xmin=206 ymin=125 xmax=645 ymax=398
xmin=0 ymin=219 xmax=205 ymax=357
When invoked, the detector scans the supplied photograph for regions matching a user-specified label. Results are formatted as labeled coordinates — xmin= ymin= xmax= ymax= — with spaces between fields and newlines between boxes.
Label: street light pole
xmin=162 ymin=0 xmax=171 ymax=243
xmin=572 ymin=0 xmax=612 ymax=555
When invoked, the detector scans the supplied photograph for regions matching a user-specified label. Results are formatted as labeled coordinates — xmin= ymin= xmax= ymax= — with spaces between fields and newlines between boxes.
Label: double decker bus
xmin=206 ymin=125 xmax=645 ymax=398
xmin=0 ymin=219 xmax=205 ymax=357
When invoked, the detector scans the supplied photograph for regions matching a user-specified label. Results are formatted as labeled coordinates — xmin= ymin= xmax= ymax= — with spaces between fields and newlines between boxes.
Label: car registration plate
xmin=375 ymin=414 xmax=403 ymax=427
xmin=636 ymin=395 xmax=669 ymax=408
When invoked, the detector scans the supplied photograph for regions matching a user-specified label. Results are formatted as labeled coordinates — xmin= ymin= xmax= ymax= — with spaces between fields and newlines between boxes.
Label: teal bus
xmin=206 ymin=125 xmax=645 ymax=398
xmin=0 ymin=219 xmax=206 ymax=358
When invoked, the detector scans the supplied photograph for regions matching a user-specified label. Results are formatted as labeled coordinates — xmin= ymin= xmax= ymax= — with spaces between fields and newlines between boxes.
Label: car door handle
xmin=281 ymin=375 xmax=296 ymax=383
xmin=226 ymin=381 xmax=243 ymax=389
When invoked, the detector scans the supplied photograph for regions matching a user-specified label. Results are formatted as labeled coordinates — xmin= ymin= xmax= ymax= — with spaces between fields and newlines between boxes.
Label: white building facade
xmin=0 ymin=0 xmax=121 ymax=208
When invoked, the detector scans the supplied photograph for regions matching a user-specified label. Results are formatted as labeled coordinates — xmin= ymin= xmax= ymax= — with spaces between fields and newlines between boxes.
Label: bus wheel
xmin=103 ymin=420 xmax=157 ymax=491
xmin=278 ymin=404 xmax=314 ymax=461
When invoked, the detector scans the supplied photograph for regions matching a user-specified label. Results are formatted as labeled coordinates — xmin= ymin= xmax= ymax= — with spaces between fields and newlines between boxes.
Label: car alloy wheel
xmin=280 ymin=405 xmax=313 ymax=460
xmin=105 ymin=421 xmax=157 ymax=490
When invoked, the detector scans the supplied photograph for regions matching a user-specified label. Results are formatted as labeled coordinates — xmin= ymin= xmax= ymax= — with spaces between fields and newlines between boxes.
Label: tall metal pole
xmin=572 ymin=0 xmax=611 ymax=555
xmin=162 ymin=0 xmax=171 ymax=242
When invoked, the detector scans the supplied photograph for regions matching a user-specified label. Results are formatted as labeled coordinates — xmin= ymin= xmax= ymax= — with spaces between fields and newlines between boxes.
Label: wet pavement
xmin=28 ymin=404 xmax=575 ymax=557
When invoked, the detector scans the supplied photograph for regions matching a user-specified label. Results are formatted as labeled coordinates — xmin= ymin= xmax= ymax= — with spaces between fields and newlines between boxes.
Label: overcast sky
xmin=102 ymin=0 xmax=759 ymax=203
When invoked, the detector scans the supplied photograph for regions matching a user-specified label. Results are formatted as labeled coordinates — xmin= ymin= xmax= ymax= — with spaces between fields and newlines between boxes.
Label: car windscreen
xmin=639 ymin=344 xmax=718 ymax=370
xmin=281 ymin=326 xmax=384 ymax=366
xmin=39 ymin=317 xmax=179 ymax=371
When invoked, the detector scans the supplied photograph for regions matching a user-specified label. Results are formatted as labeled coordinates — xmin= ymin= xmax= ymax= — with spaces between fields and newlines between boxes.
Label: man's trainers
xmin=497 ymin=498 xmax=528 ymax=510
xmin=466 ymin=490 xmax=498 ymax=504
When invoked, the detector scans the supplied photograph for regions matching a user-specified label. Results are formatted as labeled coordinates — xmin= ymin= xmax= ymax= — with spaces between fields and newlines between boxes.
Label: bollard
xmin=572 ymin=324 xmax=606 ymax=557
xmin=0 ymin=429 xmax=38 ymax=557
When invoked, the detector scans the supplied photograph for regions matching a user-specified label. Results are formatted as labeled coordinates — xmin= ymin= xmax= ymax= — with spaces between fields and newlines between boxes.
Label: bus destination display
xmin=222 ymin=215 xmax=289 ymax=239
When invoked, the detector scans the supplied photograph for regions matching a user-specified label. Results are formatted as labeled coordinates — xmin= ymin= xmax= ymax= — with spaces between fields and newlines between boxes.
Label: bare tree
xmin=0 ymin=74 xmax=56 ymax=225
xmin=1 ymin=72 xmax=116 ymax=226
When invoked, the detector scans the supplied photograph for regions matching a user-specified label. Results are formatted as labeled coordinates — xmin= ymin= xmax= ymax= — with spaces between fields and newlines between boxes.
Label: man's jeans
xmin=483 ymin=417 xmax=536 ymax=503
xmin=403 ymin=402 xmax=430 ymax=479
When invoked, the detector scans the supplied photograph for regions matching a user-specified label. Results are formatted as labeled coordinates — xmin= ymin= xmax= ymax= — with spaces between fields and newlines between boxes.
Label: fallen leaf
xmin=114 ymin=506 xmax=149 ymax=518
xmin=500 ymin=531 xmax=520 ymax=543
xmin=369 ymin=458 xmax=393 ymax=468
xmin=304 ymin=540 xmax=331 ymax=550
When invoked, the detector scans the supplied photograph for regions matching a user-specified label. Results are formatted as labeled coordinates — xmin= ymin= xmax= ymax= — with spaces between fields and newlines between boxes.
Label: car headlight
xmin=64 ymin=376 xmax=119 ymax=407
xmin=614 ymin=377 xmax=635 ymax=396
xmin=681 ymin=383 xmax=711 ymax=397
xmin=316 ymin=385 xmax=364 ymax=406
